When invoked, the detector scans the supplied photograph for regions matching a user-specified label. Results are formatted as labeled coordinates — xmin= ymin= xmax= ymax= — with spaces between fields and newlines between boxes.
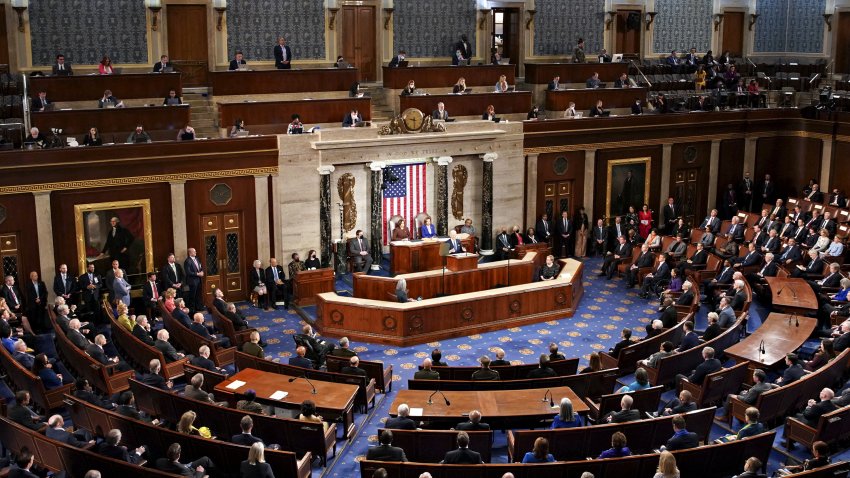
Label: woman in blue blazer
xmin=420 ymin=217 xmax=437 ymax=239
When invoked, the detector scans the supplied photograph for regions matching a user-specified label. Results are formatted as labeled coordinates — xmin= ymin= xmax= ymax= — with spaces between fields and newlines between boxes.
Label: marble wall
xmin=393 ymin=0 xmax=477 ymax=58
xmin=753 ymin=0 xmax=825 ymax=53
xmin=652 ymin=0 xmax=713 ymax=54
xmin=226 ymin=0 xmax=326 ymax=60
xmin=29 ymin=0 xmax=149 ymax=65
xmin=533 ymin=0 xmax=604 ymax=57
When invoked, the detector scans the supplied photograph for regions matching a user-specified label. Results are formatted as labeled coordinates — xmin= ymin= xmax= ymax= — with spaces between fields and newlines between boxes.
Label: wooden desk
xmin=355 ymin=253 xmax=535 ymax=301
xmin=30 ymin=73 xmax=182 ymax=102
xmin=316 ymin=259 xmax=583 ymax=346
xmin=390 ymin=238 xmax=475 ymax=275
xmin=390 ymin=386 xmax=588 ymax=427
xmin=209 ymin=68 xmax=360 ymax=96
xmin=525 ymin=63 xmax=629 ymax=84
xmin=382 ymin=65 xmax=516 ymax=89
xmin=218 ymin=98 xmax=371 ymax=129
xmin=215 ymin=368 xmax=358 ymax=436
xmin=545 ymin=87 xmax=648 ymax=111
xmin=446 ymin=254 xmax=478 ymax=272
xmin=31 ymin=105 xmax=191 ymax=137
xmin=725 ymin=313 xmax=817 ymax=368
xmin=293 ymin=268 xmax=335 ymax=306
xmin=399 ymin=91 xmax=533 ymax=117
xmin=764 ymin=277 xmax=820 ymax=313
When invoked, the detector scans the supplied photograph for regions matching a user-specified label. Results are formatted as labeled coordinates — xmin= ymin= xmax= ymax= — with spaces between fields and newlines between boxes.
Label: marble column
xmin=33 ymin=192 xmax=55 ymax=297
xmin=270 ymin=174 xmax=283 ymax=261
xmin=435 ymin=156 xmax=453 ymax=236
xmin=169 ymin=181 xmax=188 ymax=260
xmin=820 ymin=138 xmax=833 ymax=191
xmin=369 ymin=162 xmax=385 ymax=270
xmin=659 ymin=144 xmax=672 ymax=214
xmin=254 ymin=175 xmax=271 ymax=261
xmin=318 ymin=165 xmax=335 ymax=268
xmin=480 ymin=153 xmax=497 ymax=253
xmin=743 ymin=137 xmax=758 ymax=177
xmin=707 ymin=140 xmax=721 ymax=215
xmin=525 ymin=153 xmax=539 ymax=227
xmin=583 ymin=150 xmax=596 ymax=220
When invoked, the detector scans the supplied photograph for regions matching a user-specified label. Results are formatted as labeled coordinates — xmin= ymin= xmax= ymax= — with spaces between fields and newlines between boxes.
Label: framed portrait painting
xmin=74 ymin=199 xmax=153 ymax=282
xmin=606 ymin=157 xmax=651 ymax=220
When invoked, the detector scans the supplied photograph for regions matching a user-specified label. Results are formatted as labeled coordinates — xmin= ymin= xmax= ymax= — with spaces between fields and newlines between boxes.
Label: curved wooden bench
xmin=786 ymin=402 xmax=850 ymax=452
xmin=327 ymin=354 xmax=394 ymax=393
xmin=106 ymin=309 xmax=188 ymax=380
xmin=680 ymin=361 xmax=750 ymax=408
xmin=205 ymin=296 xmax=256 ymax=349
xmin=585 ymin=385 xmax=664 ymax=422
xmin=0 ymin=340 xmax=71 ymax=412
xmin=423 ymin=358 xmax=579 ymax=380
xmin=599 ymin=313 xmax=691 ymax=375
xmin=160 ymin=303 xmax=235 ymax=367
xmin=376 ymin=428 xmax=493 ymax=463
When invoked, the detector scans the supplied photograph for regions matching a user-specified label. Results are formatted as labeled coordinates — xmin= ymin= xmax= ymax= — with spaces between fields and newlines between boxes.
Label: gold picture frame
xmin=74 ymin=199 xmax=154 ymax=280
xmin=606 ymin=157 xmax=651 ymax=220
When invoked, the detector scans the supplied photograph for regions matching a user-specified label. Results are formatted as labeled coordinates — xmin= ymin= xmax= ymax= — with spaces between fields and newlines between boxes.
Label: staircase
xmin=363 ymin=82 xmax=394 ymax=123
xmin=183 ymin=87 xmax=219 ymax=138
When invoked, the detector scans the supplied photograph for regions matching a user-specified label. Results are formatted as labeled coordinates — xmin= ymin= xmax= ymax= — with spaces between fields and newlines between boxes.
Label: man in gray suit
xmin=717 ymin=296 xmax=737 ymax=329
xmin=366 ymin=430 xmax=408 ymax=462
xmin=349 ymin=230 xmax=373 ymax=273
xmin=723 ymin=369 xmax=777 ymax=420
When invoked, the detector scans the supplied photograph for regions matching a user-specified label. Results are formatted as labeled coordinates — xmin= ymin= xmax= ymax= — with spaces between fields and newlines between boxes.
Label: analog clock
xmin=401 ymin=108 xmax=425 ymax=132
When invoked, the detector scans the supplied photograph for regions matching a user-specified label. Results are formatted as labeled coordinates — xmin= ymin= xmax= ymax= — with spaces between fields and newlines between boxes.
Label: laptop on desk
xmin=162 ymin=66 xmax=175 ymax=73
xmin=612 ymin=54 xmax=624 ymax=63
xmin=42 ymin=103 xmax=56 ymax=112
xmin=235 ymin=130 xmax=249 ymax=137
xmin=397 ymin=60 xmax=409 ymax=67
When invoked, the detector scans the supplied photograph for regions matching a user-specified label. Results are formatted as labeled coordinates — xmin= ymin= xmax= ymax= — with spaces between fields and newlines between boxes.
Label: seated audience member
xmin=177 ymin=410 xmax=211 ymax=437
xmin=98 ymin=429 xmax=144 ymax=464
xmin=231 ymin=118 xmax=247 ymax=137
xmin=662 ymin=415 xmax=698 ymax=451
xmin=527 ymin=105 xmax=540 ymax=120
xmin=645 ymin=320 xmax=664 ymax=339
xmin=632 ymin=98 xmax=643 ymax=115
xmin=641 ymin=341 xmax=675 ymax=369
xmin=677 ymin=321 xmax=699 ymax=352
xmin=189 ymin=312 xmax=230 ymax=348
xmin=24 ymin=127 xmax=48 ymax=148
xmin=482 ymin=104 xmax=497 ymax=121
xmin=598 ymin=431 xmax=631 ymax=458
xmin=609 ymin=328 xmax=635 ymax=358
xmin=734 ymin=457 xmax=762 ymax=478
xmin=614 ymin=72 xmax=630 ymax=88
xmin=237 ymin=389 xmax=266 ymax=415
xmin=240 ymin=442 xmax=274 ymax=478
xmin=420 ymin=217 xmax=437 ymax=238
xmin=242 ymin=331 xmax=265 ymax=358
xmin=152 ymin=54 xmax=171 ymax=73
xmin=676 ymin=280 xmax=695 ymax=306
xmin=654 ymin=451 xmax=680 ymax=478
xmin=778 ymin=441 xmax=830 ymax=474
xmin=589 ymin=100 xmax=606 ymax=117
xmin=184 ymin=373 xmax=224 ymax=405
xmin=441 ymin=431 xmax=484 ymax=464
xmin=342 ymin=109 xmax=363 ymax=128
xmin=549 ymin=342 xmax=566 ymax=361
xmin=83 ymin=127 xmax=103 ymax=146
xmin=8 ymin=391 xmax=46 ymax=431
xmin=97 ymin=90 xmax=124 ymax=109
xmin=163 ymin=89 xmax=183 ymax=105
xmin=366 ymin=430 xmax=408 ymax=462
xmin=126 ymin=125 xmax=152 ymax=144
xmin=539 ymin=254 xmax=560 ymax=281
xmin=522 ymin=437 xmax=555 ymax=463
xmin=46 ymin=414 xmax=93 ymax=447
xmin=73 ymin=378 xmax=114 ymax=410
xmin=456 ymin=410 xmax=490 ymax=430
xmin=31 ymin=90 xmax=50 ymax=111
xmin=177 ymin=124 xmax=196 ymax=141
xmin=413 ymin=358 xmax=439 ymax=380
xmin=340 ymin=355 xmax=367 ymax=377
xmin=605 ymin=395 xmax=641 ymax=423
xmin=400 ymin=80 xmax=417 ymax=96
xmin=618 ymin=367 xmax=650 ymax=393
xmin=116 ymin=391 xmax=159 ymax=423
xmin=737 ymin=407 xmax=766 ymax=439
xmin=552 ymin=397 xmax=582 ymax=428
xmin=224 ymin=301 xmax=250 ymax=331
xmin=32 ymin=353 xmax=64 ymax=389
xmin=723 ymin=369 xmax=777 ymax=419
xmin=823 ymin=235 xmax=845 ymax=259
xmin=155 ymin=443 xmax=218 ymax=476
xmin=141 ymin=358 xmax=173 ymax=390
xmin=289 ymin=345 xmax=313 ymax=369
xmin=392 ymin=218 xmax=411 ymax=241
xmin=431 ymin=348 xmax=447 ymax=366
xmin=331 ymin=336 xmax=357 ymax=358
xmin=491 ymin=348 xmax=511 ymax=366
xmin=677 ymin=346 xmax=721 ymax=386
xmin=53 ymin=54 xmax=73 ymax=75
xmin=232 ymin=415 xmax=263 ymax=446
xmin=298 ymin=399 xmax=328 ymax=430
xmin=190 ymin=345 xmax=227 ymax=374
xmin=794 ymin=388 xmax=837 ymax=427
xmin=775 ymin=353 xmax=806 ymax=385
xmin=701 ymin=312 xmax=722 ymax=341
xmin=527 ymin=354 xmax=557 ymax=378
xmin=287 ymin=114 xmax=303 ymax=135
xmin=471 ymin=355 xmax=500 ymax=380
xmin=155 ymin=329 xmax=185 ymax=362
xmin=229 ymin=50 xmax=247 ymax=70
xmin=662 ymin=390 xmax=696 ymax=416
xmin=625 ymin=244 xmax=654 ymax=288
xmin=386 ymin=404 xmax=417 ymax=430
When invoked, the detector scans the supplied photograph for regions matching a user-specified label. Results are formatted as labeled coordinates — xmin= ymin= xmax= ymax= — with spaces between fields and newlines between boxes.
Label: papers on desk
xmin=409 ymin=407 xmax=424 ymax=417
xmin=269 ymin=390 xmax=289 ymax=400
xmin=226 ymin=380 xmax=246 ymax=390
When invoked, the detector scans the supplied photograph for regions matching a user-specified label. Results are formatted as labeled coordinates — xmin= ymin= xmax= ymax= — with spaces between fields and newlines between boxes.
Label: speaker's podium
xmin=446 ymin=253 xmax=479 ymax=272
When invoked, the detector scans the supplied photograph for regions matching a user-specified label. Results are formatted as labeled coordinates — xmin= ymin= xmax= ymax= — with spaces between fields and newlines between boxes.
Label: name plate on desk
xmin=446 ymin=254 xmax=479 ymax=272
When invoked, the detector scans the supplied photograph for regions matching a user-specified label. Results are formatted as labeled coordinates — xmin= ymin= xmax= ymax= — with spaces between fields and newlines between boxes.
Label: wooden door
xmin=672 ymin=169 xmax=700 ymax=227
xmin=200 ymin=213 xmax=244 ymax=302
xmin=0 ymin=233 xmax=20 ymax=280
xmin=0 ymin=7 xmax=9 ymax=67
xmin=166 ymin=4 xmax=209 ymax=86
xmin=492 ymin=8 xmax=520 ymax=64
xmin=836 ymin=12 xmax=850 ymax=74
xmin=341 ymin=5 xmax=376 ymax=81
xmin=614 ymin=10 xmax=642 ymax=55
xmin=541 ymin=181 xmax=573 ymax=221
xmin=721 ymin=12 xmax=745 ymax=58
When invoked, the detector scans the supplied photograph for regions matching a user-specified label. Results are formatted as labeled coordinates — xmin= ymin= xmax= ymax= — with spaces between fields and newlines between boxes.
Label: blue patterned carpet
xmin=223 ymin=256 xmax=834 ymax=478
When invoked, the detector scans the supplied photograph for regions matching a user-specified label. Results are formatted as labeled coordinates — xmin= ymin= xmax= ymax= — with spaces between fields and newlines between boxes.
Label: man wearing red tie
xmin=184 ymin=248 xmax=205 ymax=313
xmin=143 ymin=272 xmax=161 ymax=318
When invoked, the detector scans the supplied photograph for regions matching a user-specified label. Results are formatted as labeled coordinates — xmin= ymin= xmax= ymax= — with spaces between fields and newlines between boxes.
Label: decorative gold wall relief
xmin=451 ymin=164 xmax=467 ymax=220
xmin=337 ymin=173 xmax=357 ymax=232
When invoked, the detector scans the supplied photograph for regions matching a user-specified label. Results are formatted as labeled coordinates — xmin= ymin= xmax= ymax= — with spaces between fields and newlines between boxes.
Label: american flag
xmin=383 ymin=163 xmax=427 ymax=245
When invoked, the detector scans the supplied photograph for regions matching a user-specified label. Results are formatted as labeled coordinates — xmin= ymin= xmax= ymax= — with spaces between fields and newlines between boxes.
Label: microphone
xmin=288 ymin=375 xmax=317 ymax=394
xmin=427 ymin=389 xmax=450 ymax=406
xmin=777 ymin=285 xmax=785 ymax=296
xmin=542 ymin=389 xmax=555 ymax=407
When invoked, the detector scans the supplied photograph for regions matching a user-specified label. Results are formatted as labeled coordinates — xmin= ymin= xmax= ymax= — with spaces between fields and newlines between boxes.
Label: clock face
xmin=401 ymin=108 xmax=424 ymax=131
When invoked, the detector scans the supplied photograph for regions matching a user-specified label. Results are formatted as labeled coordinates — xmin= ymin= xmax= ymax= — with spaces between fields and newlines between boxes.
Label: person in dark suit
xmin=162 ymin=253 xmax=185 ymax=296
xmin=31 ymin=90 xmax=50 ymax=112
xmin=341 ymin=355 xmax=367 ymax=376
xmin=555 ymin=210 xmax=572 ymax=258
xmin=453 ymin=35 xmax=472 ymax=66
xmin=663 ymin=415 xmax=699 ymax=451
xmin=23 ymin=271 xmax=48 ymax=332
xmin=8 ymin=450 xmax=40 ymax=478
xmin=604 ymin=395 xmax=641 ymax=423
xmin=331 ymin=337 xmax=358 ymax=358
xmin=228 ymin=51 xmax=247 ymax=70
xmin=470 ymin=355 xmax=500 ymax=380
xmin=67 ymin=319 xmax=90 ymax=350
xmin=795 ymin=388 xmax=838 ymax=427
xmin=240 ymin=442 xmax=275 ymax=478
xmin=386 ymin=404 xmax=417 ymax=430
xmin=456 ymin=410 xmax=490 ymax=430
xmin=609 ymin=328 xmax=635 ymax=358
xmin=8 ymin=391 xmax=45 ymax=431
xmin=547 ymin=75 xmax=561 ymax=91
xmin=132 ymin=315 xmax=155 ymax=346
xmin=535 ymin=213 xmax=552 ymax=243
xmin=46 ymin=414 xmax=92 ymax=447
xmin=804 ymin=183 xmax=824 ymax=203
xmin=224 ymin=301 xmax=250 ymax=331
xmin=273 ymin=37 xmax=292 ymax=69
xmin=760 ymin=174 xmax=775 ymax=206
xmin=155 ymin=442 xmax=217 ymax=477
xmin=662 ymin=197 xmax=679 ymax=235
xmin=53 ymin=263 xmax=77 ymax=306
xmin=152 ymin=54 xmax=171 ymax=72
xmin=184 ymin=247 xmax=205 ymax=312
xmin=777 ymin=238 xmax=802 ymax=265
xmin=190 ymin=312 xmax=231 ymax=348
xmin=631 ymin=98 xmax=643 ymax=115
xmin=701 ymin=313 xmax=722 ymax=341
xmin=625 ymin=244 xmax=653 ymax=288
xmin=792 ymin=250 xmax=824 ymax=279
xmin=232 ymin=415 xmax=264 ymax=446
xmin=432 ymin=102 xmax=450 ymax=121
xmin=97 ymin=429 xmax=145 ymax=464
xmin=73 ymin=378 xmax=115 ymax=410
xmin=661 ymin=390 xmax=697 ymax=416
xmin=155 ymin=329 xmax=186 ymax=362
xmin=387 ymin=50 xmax=406 ymax=67
xmin=366 ymin=430 xmax=408 ymax=462
xmin=52 ymin=54 xmax=73 ymax=75
xmin=349 ymin=229 xmax=373 ymax=272
xmin=413 ymin=358 xmax=440 ymax=380
xmin=441 ymin=431 xmax=483 ymax=464
xmin=190 ymin=345 xmax=227 ymax=375
xmin=677 ymin=321 xmax=699 ymax=352
xmin=677 ymin=243 xmax=708 ymax=276
xmin=142 ymin=271 xmax=161 ymax=316
xmin=776 ymin=353 xmax=806 ymax=385
xmin=141 ymin=358 xmax=173 ymax=390
xmin=264 ymin=257 xmax=288 ymax=310
xmin=723 ymin=369 xmax=777 ymax=419
xmin=589 ymin=99 xmax=606 ymax=117
xmin=495 ymin=227 xmax=512 ymax=260
xmin=590 ymin=218 xmax=608 ymax=256
xmin=745 ymin=252 xmax=778 ymax=286
xmin=652 ymin=298 xmax=678 ymax=333
xmin=602 ymin=235 xmax=632 ymax=279
xmin=527 ymin=354 xmax=557 ymax=378
xmin=676 ymin=281 xmax=695 ymax=307
xmin=289 ymin=346 xmax=314 ymax=369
